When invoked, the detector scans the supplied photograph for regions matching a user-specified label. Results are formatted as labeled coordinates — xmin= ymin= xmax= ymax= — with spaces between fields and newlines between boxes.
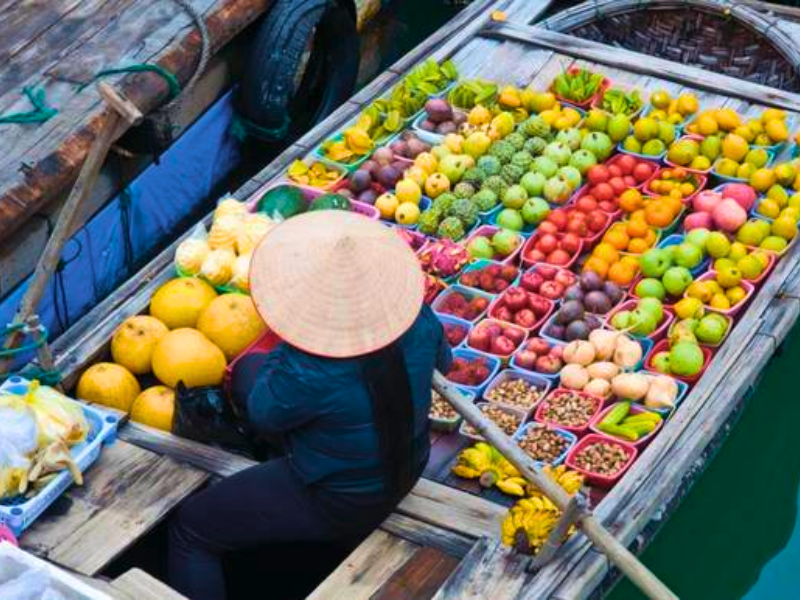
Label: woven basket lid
xmin=249 ymin=210 xmax=425 ymax=358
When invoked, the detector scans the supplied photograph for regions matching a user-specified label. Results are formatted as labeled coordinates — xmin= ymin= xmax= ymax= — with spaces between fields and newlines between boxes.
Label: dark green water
xmin=610 ymin=326 xmax=800 ymax=599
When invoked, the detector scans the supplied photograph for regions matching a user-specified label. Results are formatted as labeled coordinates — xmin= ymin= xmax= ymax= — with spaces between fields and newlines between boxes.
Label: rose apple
xmin=520 ymin=271 xmax=544 ymax=292
xmin=529 ymin=294 xmax=552 ymax=317
xmin=514 ymin=350 xmax=537 ymax=370
xmin=491 ymin=336 xmax=516 ymax=356
xmin=539 ymin=280 xmax=564 ymax=300
xmin=503 ymin=287 xmax=529 ymax=312
xmin=528 ymin=337 xmax=551 ymax=355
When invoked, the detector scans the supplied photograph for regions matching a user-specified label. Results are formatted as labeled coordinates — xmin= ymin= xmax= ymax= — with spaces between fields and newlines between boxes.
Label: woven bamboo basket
xmin=540 ymin=0 xmax=800 ymax=92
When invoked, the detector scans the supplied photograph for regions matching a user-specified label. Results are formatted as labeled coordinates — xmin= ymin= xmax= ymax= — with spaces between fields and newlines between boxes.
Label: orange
xmin=626 ymin=219 xmax=649 ymax=238
xmin=620 ymin=255 xmax=640 ymax=269
xmin=643 ymin=228 xmax=658 ymax=247
xmin=661 ymin=169 xmax=674 ymax=180
xmin=659 ymin=180 xmax=675 ymax=193
xmin=593 ymin=242 xmax=620 ymax=265
xmin=672 ymin=167 xmax=687 ymax=180
xmin=645 ymin=201 xmax=674 ymax=228
xmin=608 ymin=261 xmax=636 ymax=286
xmin=583 ymin=256 xmax=609 ymax=279
xmin=680 ymin=182 xmax=696 ymax=196
xmin=628 ymin=238 xmax=650 ymax=254
xmin=619 ymin=189 xmax=644 ymax=213
xmin=664 ymin=195 xmax=683 ymax=216
xmin=670 ymin=189 xmax=684 ymax=201
xmin=604 ymin=227 xmax=630 ymax=251
xmin=630 ymin=209 xmax=647 ymax=223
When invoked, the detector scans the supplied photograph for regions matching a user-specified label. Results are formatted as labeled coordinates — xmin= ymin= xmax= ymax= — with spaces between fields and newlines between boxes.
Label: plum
xmin=556 ymin=300 xmax=584 ymax=325
xmin=425 ymin=99 xmax=453 ymax=123
xmin=351 ymin=170 xmax=372 ymax=193
xmin=376 ymin=165 xmax=401 ymax=188
xmin=603 ymin=281 xmax=624 ymax=305
xmin=563 ymin=285 xmax=584 ymax=303
xmin=584 ymin=291 xmax=612 ymax=314
xmin=565 ymin=320 xmax=590 ymax=341
xmin=580 ymin=270 xmax=604 ymax=292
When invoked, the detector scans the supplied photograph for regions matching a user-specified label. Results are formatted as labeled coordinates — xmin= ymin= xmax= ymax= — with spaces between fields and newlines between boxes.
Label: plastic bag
xmin=0 ymin=439 xmax=31 ymax=500
xmin=213 ymin=195 xmax=248 ymax=222
xmin=24 ymin=382 xmax=88 ymax=448
xmin=0 ymin=567 xmax=65 ymax=600
xmin=0 ymin=395 xmax=39 ymax=455
xmin=172 ymin=383 xmax=256 ymax=456
xmin=174 ymin=223 xmax=211 ymax=276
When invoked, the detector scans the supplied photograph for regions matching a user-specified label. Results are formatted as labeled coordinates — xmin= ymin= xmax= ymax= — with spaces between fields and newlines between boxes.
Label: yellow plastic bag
xmin=24 ymin=381 xmax=88 ymax=448
xmin=0 ymin=395 xmax=37 ymax=499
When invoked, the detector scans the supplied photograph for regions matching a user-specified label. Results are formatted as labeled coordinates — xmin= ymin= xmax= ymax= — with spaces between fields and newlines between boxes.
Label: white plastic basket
xmin=0 ymin=377 xmax=119 ymax=536
xmin=0 ymin=541 xmax=113 ymax=599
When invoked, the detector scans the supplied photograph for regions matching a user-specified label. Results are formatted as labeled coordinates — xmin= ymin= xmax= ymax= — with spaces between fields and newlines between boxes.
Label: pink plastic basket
xmin=464 ymin=319 xmax=528 ymax=363
xmin=0 ymin=524 xmax=17 ymax=546
xmin=642 ymin=167 xmax=707 ymax=204
xmin=521 ymin=233 xmax=583 ymax=269
xmin=569 ymin=185 xmax=623 ymax=219
xmin=565 ymin=433 xmax=638 ymax=488
xmin=590 ymin=402 xmax=664 ymax=449
xmin=466 ymin=225 xmax=524 ymax=264
xmin=692 ymin=271 xmax=755 ymax=317
xmin=604 ymin=153 xmax=661 ymax=190
xmin=488 ymin=288 xmax=555 ymax=334
xmin=534 ymin=388 xmax=604 ymax=436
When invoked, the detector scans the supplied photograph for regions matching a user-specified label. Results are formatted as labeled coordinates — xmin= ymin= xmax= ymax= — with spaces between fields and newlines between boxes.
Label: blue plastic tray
xmin=513 ymin=422 xmax=577 ymax=468
xmin=0 ymin=377 xmax=119 ymax=536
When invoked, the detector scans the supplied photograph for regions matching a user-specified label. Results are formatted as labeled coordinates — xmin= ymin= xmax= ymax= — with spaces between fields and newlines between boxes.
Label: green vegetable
xmin=597 ymin=422 xmax=640 ymax=441
xmin=600 ymin=402 xmax=630 ymax=427
xmin=552 ymin=68 xmax=605 ymax=103
xmin=256 ymin=185 xmax=307 ymax=219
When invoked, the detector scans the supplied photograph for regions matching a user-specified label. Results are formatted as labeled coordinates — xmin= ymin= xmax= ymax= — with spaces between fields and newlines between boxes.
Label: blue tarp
xmin=0 ymin=90 xmax=242 ymax=351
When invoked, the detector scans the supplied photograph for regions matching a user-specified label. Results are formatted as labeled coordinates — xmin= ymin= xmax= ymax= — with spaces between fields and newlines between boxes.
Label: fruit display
xmin=633 ymin=234 xmax=707 ymax=302
xmin=441 ymin=318 xmax=469 ymax=347
xmin=595 ymin=87 xmax=644 ymax=117
xmin=451 ymin=442 xmax=527 ymax=495
xmin=541 ymin=274 xmax=623 ymax=342
xmin=434 ymin=287 xmax=491 ymax=321
xmin=647 ymin=327 xmax=709 ymax=381
xmin=551 ymin=67 xmax=606 ymax=106
xmin=519 ymin=264 xmax=577 ymax=301
xmin=484 ymin=374 xmax=546 ymax=411
xmin=430 ymin=390 xmax=460 ymax=422
xmin=566 ymin=435 xmax=635 ymax=483
xmin=698 ymin=228 xmax=775 ymax=284
xmin=467 ymin=319 xmax=526 ymax=358
xmin=388 ymin=58 xmax=458 ymax=119
xmin=607 ymin=297 xmax=672 ymax=339
xmin=286 ymin=160 xmax=343 ymax=189
xmin=447 ymin=78 xmax=498 ymax=109
xmin=687 ymin=271 xmax=753 ymax=313
xmin=594 ymin=401 xmax=663 ymax=443
xmin=516 ymin=425 xmax=572 ymax=464
xmin=670 ymin=312 xmax=730 ymax=347
xmin=523 ymin=231 xmax=582 ymax=267
xmin=389 ymin=131 xmax=433 ymax=161
xmin=686 ymin=107 xmax=791 ymax=149
xmin=462 ymin=403 xmax=523 ymax=438
xmin=343 ymin=146 xmax=411 ymax=205
xmin=418 ymin=239 xmax=470 ymax=278
xmin=620 ymin=115 xmax=676 ymax=157
xmin=490 ymin=286 xmax=554 ymax=331
xmin=647 ymin=90 xmax=699 ymax=125
xmin=538 ymin=202 xmax=610 ymax=243
xmin=466 ymin=226 xmax=523 ymax=261
xmin=415 ymin=99 xmax=467 ymax=136
xmin=535 ymin=389 xmax=602 ymax=432
xmin=446 ymin=352 xmax=496 ymax=387
xmin=645 ymin=167 xmax=704 ymax=201
xmin=459 ymin=262 xmax=519 ymax=294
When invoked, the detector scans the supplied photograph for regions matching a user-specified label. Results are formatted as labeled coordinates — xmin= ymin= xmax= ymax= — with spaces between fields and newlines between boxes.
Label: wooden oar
xmin=432 ymin=370 xmax=678 ymax=600
xmin=0 ymin=83 xmax=143 ymax=376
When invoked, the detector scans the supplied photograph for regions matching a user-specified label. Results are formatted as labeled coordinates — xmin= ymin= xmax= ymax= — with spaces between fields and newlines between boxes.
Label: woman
xmin=169 ymin=210 xmax=452 ymax=600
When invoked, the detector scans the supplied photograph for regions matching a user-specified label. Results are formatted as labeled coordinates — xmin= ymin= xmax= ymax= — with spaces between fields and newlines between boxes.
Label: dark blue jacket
xmin=246 ymin=305 xmax=452 ymax=494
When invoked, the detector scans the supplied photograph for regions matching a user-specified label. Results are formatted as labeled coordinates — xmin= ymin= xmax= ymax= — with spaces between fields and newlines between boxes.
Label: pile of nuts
xmin=572 ymin=441 xmax=630 ymax=476
xmin=485 ymin=378 xmax=544 ymax=411
xmin=463 ymin=404 xmax=522 ymax=437
xmin=517 ymin=426 xmax=569 ymax=464
xmin=430 ymin=390 xmax=458 ymax=421
xmin=539 ymin=391 xmax=599 ymax=428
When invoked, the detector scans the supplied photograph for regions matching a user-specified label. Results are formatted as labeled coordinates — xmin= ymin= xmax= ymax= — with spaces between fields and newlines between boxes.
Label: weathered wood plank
xmin=111 ymin=568 xmax=188 ymax=600
xmin=482 ymin=21 xmax=800 ymax=111
xmin=432 ymin=537 xmax=529 ymax=600
xmin=21 ymin=440 xmax=208 ymax=576
xmin=381 ymin=513 xmax=474 ymax=559
xmin=307 ymin=530 xmax=418 ymax=600
xmin=371 ymin=546 xmax=460 ymax=600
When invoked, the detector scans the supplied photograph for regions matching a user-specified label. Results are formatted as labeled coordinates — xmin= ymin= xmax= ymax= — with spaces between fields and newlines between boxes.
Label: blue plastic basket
xmin=457 ymin=259 xmax=521 ymax=296
xmin=432 ymin=284 xmax=494 ymax=323
xmin=447 ymin=348 xmax=501 ymax=396
xmin=0 ymin=377 xmax=119 ymax=536
xmin=513 ymin=422 xmax=577 ymax=467
xmin=657 ymin=233 xmax=711 ymax=277
xmin=435 ymin=313 xmax=473 ymax=349
xmin=638 ymin=373 xmax=689 ymax=419
xmin=482 ymin=368 xmax=552 ymax=415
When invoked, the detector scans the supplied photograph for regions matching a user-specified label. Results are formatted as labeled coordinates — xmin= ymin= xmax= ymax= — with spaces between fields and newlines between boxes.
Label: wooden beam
xmin=481 ymin=21 xmax=800 ymax=111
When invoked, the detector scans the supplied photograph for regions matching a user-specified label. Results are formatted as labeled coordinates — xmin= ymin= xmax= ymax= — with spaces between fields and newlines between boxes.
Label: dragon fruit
xmin=419 ymin=240 xmax=470 ymax=278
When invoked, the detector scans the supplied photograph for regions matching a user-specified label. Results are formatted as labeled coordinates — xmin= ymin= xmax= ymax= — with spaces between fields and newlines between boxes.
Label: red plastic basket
xmin=466 ymin=225 xmax=524 ymax=264
xmin=604 ymin=153 xmax=661 ymax=190
xmin=488 ymin=289 xmax=555 ymax=334
xmin=565 ymin=433 xmax=638 ymax=488
xmin=568 ymin=185 xmax=622 ymax=219
xmin=534 ymin=388 xmax=604 ymax=436
xmin=644 ymin=338 xmax=714 ymax=384
xmin=589 ymin=402 xmax=664 ymax=449
xmin=521 ymin=233 xmax=583 ymax=269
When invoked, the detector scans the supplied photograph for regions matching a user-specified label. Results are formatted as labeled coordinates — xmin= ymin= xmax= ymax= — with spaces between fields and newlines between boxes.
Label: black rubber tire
xmin=239 ymin=0 xmax=359 ymax=141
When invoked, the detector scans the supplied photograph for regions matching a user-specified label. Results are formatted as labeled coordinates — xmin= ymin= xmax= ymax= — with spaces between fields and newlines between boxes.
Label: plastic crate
xmin=642 ymin=167 xmax=707 ymax=204
xmin=283 ymin=156 xmax=347 ymax=191
xmin=644 ymin=339 xmax=714 ymax=384
xmin=465 ymin=225 xmax=524 ymax=264
xmin=657 ymin=233 xmax=711 ymax=277
xmin=565 ymin=433 xmax=638 ymax=488
xmin=432 ymin=285 xmax=494 ymax=323
xmin=436 ymin=313 xmax=473 ymax=349
xmin=446 ymin=348 xmax=502 ymax=396
xmin=457 ymin=259 xmax=522 ymax=296
xmin=692 ymin=271 xmax=755 ymax=317
xmin=513 ymin=423 xmax=577 ymax=467
xmin=0 ymin=542 xmax=113 ymax=599
xmin=590 ymin=84 xmax=645 ymax=119
xmin=663 ymin=135 xmax=712 ymax=174
xmin=429 ymin=389 xmax=474 ymax=433
xmin=0 ymin=377 xmax=119 ymax=537
xmin=488 ymin=288 xmax=555 ymax=334
xmin=464 ymin=319 xmax=527 ymax=363
xmin=550 ymin=69 xmax=610 ymax=110
xmin=638 ymin=372 xmax=690 ymax=419
xmin=521 ymin=232 xmax=583 ymax=269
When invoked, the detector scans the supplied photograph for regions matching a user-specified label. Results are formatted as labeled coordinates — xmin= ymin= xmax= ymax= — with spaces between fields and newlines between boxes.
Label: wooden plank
xmin=482 ymin=21 xmax=800 ymax=111
xmin=0 ymin=0 xmax=84 ymax=65
xmin=111 ymin=569 xmax=188 ymax=600
xmin=381 ymin=513 xmax=474 ymax=559
xmin=371 ymin=546 xmax=460 ymax=600
xmin=431 ymin=537 xmax=529 ymax=600
xmin=21 ymin=440 xmax=208 ymax=576
xmin=307 ymin=530 xmax=418 ymax=600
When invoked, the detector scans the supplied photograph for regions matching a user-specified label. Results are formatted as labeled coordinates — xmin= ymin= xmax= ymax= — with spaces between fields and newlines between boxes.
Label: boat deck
xmin=11 ymin=0 xmax=800 ymax=597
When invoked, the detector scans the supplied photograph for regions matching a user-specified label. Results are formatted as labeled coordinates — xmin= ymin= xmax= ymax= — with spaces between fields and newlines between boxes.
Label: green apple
xmin=467 ymin=236 xmax=494 ymax=259
xmin=662 ymin=266 xmax=693 ymax=296
xmin=685 ymin=228 xmax=710 ymax=251
xmin=496 ymin=208 xmax=524 ymax=231
xmin=695 ymin=314 xmax=728 ymax=345
xmin=492 ymin=229 xmax=520 ymax=256
xmin=639 ymin=248 xmax=672 ymax=278
xmin=502 ymin=185 xmax=528 ymax=210
xmin=651 ymin=351 xmax=672 ymax=374
xmin=558 ymin=166 xmax=582 ymax=191
xmin=580 ymin=132 xmax=614 ymax=161
xmin=569 ymin=150 xmax=597 ymax=176
xmin=521 ymin=197 xmax=550 ymax=225
xmin=673 ymin=242 xmax=703 ymax=269
xmin=630 ymin=308 xmax=658 ymax=336
xmin=635 ymin=278 xmax=666 ymax=301
xmin=638 ymin=297 xmax=664 ymax=322
xmin=611 ymin=310 xmax=633 ymax=330
xmin=669 ymin=341 xmax=704 ymax=376
xmin=532 ymin=156 xmax=559 ymax=178
xmin=544 ymin=142 xmax=572 ymax=167
xmin=520 ymin=172 xmax=546 ymax=197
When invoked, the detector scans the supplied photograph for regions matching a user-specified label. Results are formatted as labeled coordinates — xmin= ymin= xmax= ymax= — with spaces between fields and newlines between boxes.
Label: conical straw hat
xmin=249 ymin=210 xmax=425 ymax=358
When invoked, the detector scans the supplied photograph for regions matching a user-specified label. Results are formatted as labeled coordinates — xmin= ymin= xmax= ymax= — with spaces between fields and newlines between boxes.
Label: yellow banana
xmin=451 ymin=465 xmax=481 ymax=479
xmin=496 ymin=478 xmax=526 ymax=497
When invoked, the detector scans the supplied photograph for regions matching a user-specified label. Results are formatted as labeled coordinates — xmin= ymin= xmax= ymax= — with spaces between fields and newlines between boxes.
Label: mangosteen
xmin=391 ymin=140 xmax=409 ymax=157
xmin=420 ymin=119 xmax=437 ymax=132
xmin=565 ymin=321 xmax=590 ymax=341
xmin=376 ymin=165 xmax=401 ymax=188
xmin=563 ymin=285 xmax=584 ymax=303
xmin=372 ymin=147 xmax=394 ymax=166
xmin=547 ymin=323 xmax=566 ymax=340
xmin=424 ymin=98 xmax=453 ymax=123
xmin=584 ymin=291 xmax=612 ymax=315
xmin=580 ymin=271 xmax=604 ymax=292
xmin=603 ymin=281 xmax=624 ymax=305
xmin=435 ymin=121 xmax=458 ymax=135
xmin=350 ymin=170 xmax=372 ymax=193
xmin=361 ymin=159 xmax=380 ymax=175
xmin=357 ymin=189 xmax=378 ymax=205
xmin=584 ymin=314 xmax=603 ymax=331
xmin=556 ymin=300 xmax=584 ymax=326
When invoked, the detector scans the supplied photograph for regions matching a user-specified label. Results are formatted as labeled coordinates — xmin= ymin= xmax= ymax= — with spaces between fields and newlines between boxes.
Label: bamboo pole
xmin=0 ymin=83 xmax=143 ymax=375
xmin=432 ymin=370 xmax=678 ymax=600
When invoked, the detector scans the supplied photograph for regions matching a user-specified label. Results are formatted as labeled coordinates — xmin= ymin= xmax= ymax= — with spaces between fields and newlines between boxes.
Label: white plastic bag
xmin=174 ymin=223 xmax=210 ymax=277
xmin=0 ymin=567 xmax=66 ymax=600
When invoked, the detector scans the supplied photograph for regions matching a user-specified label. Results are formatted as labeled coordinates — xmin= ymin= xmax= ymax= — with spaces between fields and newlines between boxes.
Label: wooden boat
xmin=8 ymin=0 xmax=800 ymax=597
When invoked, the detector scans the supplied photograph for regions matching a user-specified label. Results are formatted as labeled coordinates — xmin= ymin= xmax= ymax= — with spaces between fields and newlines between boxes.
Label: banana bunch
xmin=452 ymin=442 xmax=529 ymax=496
xmin=501 ymin=494 xmax=568 ymax=553
xmin=528 ymin=465 xmax=585 ymax=497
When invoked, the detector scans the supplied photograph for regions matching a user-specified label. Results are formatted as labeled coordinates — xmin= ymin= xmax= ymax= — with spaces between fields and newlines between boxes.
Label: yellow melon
xmin=197 ymin=294 xmax=266 ymax=360
xmin=76 ymin=363 xmax=141 ymax=412
xmin=111 ymin=315 xmax=169 ymax=374
xmin=151 ymin=328 xmax=227 ymax=388
xmin=150 ymin=278 xmax=217 ymax=329
xmin=131 ymin=386 xmax=175 ymax=431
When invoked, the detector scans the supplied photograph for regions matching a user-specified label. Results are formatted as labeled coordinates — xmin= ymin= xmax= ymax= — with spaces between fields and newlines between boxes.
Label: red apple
xmin=536 ymin=355 xmax=562 ymax=374
xmin=529 ymin=294 xmax=552 ymax=317
xmin=608 ymin=176 xmax=627 ymax=195
xmin=550 ymin=345 xmax=564 ymax=360
xmin=536 ymin=265 xmax=557 ymax=280
xmin=493 ymin=279 xmax=509 ymax=293
xmin=554 ymin=269 xmax=576 ymax=287
xmin=513 ymin=309 xmax=537 ymax=329
xmin=537 ymin=233 xmax=558 ymax=254
xmin=494 ymin=304 xmax=513 ymax=323
xmin=500 ymin=265 xmax=518 ymax=282
xmin=491 ymin=335 xmax=516 ymax=356
xmin=548 ymin=249 xmax=570 ymax=265
xmin=539 ymin=280 xmax=564 ymax=300
xmin=482 ymin=322 xmax=503 ymax=338
xmin=561 ymin=233 xmax=581 ymax=255
xmin=461 ymin=271 xmax=479 ymax=287
xmin=520 ymin=271 xmax=544 ymax=293
xmin=503 ymin=287 xmax=528 ymax=312
xmin=503 ymin=325 xmax=525 ymax=345
xmin=478 ymin=272 xmax=495 ymax=291
xmin=593 ymin=183 xmax=614 ymax=202
xmin=468 ymin=328 xmax=490 ymax=351
xmin=528 ymin=337 xmax=551 ymax=355
xmin=486 ymin=264 xmax=501 ymax=277
xmin=514 ymin=350 xmax=538 ymax=370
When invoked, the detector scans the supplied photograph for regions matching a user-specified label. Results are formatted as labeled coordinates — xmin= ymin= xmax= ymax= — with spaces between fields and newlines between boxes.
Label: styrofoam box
xmin=0 ymin=541 xmax=113 ymax=599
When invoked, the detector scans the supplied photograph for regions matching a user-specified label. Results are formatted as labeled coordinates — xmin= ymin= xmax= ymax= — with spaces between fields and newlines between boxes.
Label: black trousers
xmin=168 ymin=354 xmax=396 ymax=600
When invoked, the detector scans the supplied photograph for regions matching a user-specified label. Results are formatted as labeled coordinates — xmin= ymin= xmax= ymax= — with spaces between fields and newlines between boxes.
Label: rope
xmin=230 ymin=112 xmax=292 ymax=143
xmin=0 ymin=324 xmax=49 ymax=358
xmin=80 ymin=64 xmax=182 ymax=99
xmin=0 ymin=86 xmax=57 ymax=125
